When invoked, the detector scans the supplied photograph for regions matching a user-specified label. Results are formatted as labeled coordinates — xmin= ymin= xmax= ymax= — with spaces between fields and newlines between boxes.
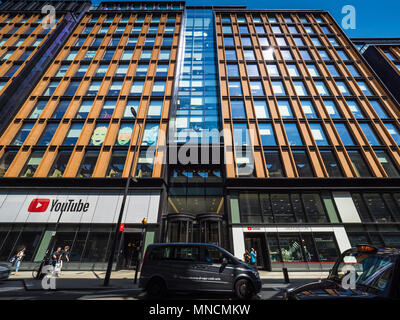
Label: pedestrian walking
xmin=59 ymin=246 xmax=70 ymax=275
xmin=243 ymin=249 xmax=251 ymax=264
xmin=13 ymin=247 xmax=26 ymax=275
xmin=250 ymin=248 xmax=257 ymax=268
xmin=51 ymin=247 xmax=62 ymax=277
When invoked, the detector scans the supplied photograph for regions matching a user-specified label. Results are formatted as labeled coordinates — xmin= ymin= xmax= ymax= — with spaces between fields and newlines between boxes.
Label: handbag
xmin=8 ymin=256 xmax=16 ymax=266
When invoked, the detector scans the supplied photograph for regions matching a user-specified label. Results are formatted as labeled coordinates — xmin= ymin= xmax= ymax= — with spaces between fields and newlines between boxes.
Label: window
xmin=250 ymin=81 xmax=264 ymax=96
xmin=156 ymin=65 xmax=169 ymax=77
xmin=309 ymin=123 xmax=329 ymax=145
xmin=233 ymin=123 xmax=251 ymax=146
xmin=287 ymin=64 xmax=300 ymax=77
xmin=106 ymin=150 xmax=127 ymax=178
xmin=19 ymin=151 xmax=44 ymax=177
xmin=318 ymin=49 xmax=330 ymax=60
xmin=264 ymin=150 xmax=284 ymax=177
xmin=115 ymin=123 xmax=134 ymax=146
xmin=64 ymin=81 xmax=80 ymax=96
xmin=300 ymin=100 xmax=317 ymax=119
xmin=225 ymin=49 xmax=236 ymax=60
xmin=293 ymin=151 xmax=314 ymax=177
xmin=48 ymin=150 xmax=72 ymax=178
xmin=90 ymin=123 xmax=109 ymax=146
xmin=121 ymin=50 xmax=133 ymax=60
xmin=77 ymin=150 xmax=99 ymax=178
xmin=306 ymin=64 xmax=320 ymax=77
xmin=0 ymin=150 xmax=18 ymax=177
xmin=259 ymin=123 xmax=276 ymax=145
xmin=12 ymin=123 xmax=34 ymax=145
xmin=385 ymin=123 xmax=400 ymax=144
xmin=159 ymin=50 xmax=170 ymax=60
xmin=271 ymin=81 xmax=286 ymax=96
xmin=320 ymin=150 xmax=343 ymax=177
xmin=231 ymin=100 xmax=246 ymax=119
xmin=262 ymin=48 xmax=275 ymax=60
xmin=310 ymin=37 xmax=321 ymax=46
xmin=281 ymin=50 xmax=293 ymax=60
xmin=115 ymin=64 xmax=129 ymax=77
xmin=324 ymin=100 xmax=341 ymax=119
xmin=84 ymin=50 xmax=96 ymax=61
xmin=63 ymin=123 xmax=83 ymax=145
xmin=276 ymin=37 xmax=287 ymax=46
xmin=299 ymin=50 xmax=312 ymax=61
xmin=284 ymin=123 xmax=303 ymax=145
xmin=124 ymin=100 xmax=139 ymax=118
xmin=96 ymin=64 xmax=109 ymax=76
xmin=247 ymin=64 xmax=260 ymax=77
xmin=357 ymin=81 xmax=373 ymax=96
xmin=375 ymin=150 xmax=399 ymax=177
xmin=277 ymin=100 xmax=293 ymax=118
xmin=76 ymin=100 xmax=93 ymax=119
xmin=136 ymin=149 xmax=155 ymax=177
xmin=347 ymin=100 xmax=364 ymax=119
xmin=346 ymin=64 xmax=360 ymax=77
xmin=293 ymin=81 xmax=308 ymax=96
xmin=130 ymin=81 xmax=144 ymax=95
xmin=337 ymin=50 xmax=349 ymax=61
xmin=227 ymin=64 xmax=239 ymax=77
xmin=147 ymin=100 xmax=163 ymax=118
xmin=369 ymin=100 xmax=388 ymax=119
xmin=99 ymin=100 xmax=115 ymax=119
xmin=266 ymin=64 xmax=280 ymax=76
xmin=152 ymin=81 xmax=166 ymax=95
xmin=37 ymin=123 xmax=58 ymax=145
xmin=224 ymin=37 xmax=234 ymax=46
xmin=236 ymin=149 xmax=254 ymax=177
xmin=315 ymin=81 xmax=330 ymax=96
xmin=222 ymin=26 xmax=232 ymax=34
xmin=140 ymin=50 xmax=152 ymax=60
xmin=228 ymin=81 xmax=242 ymax=96
xmin=254 ymin=100 xmax=269 ymax=119
xmin=142 ymin=123 xmax=160 ymax=146
xmin=43 ymin=81 xmax=59 ymax=96
xmin=258 ymin=37 xmax=269 ymax=46
xmin=66 ymin=51 xmax=78 ymax=61
xmin=348 ymin=150 xmax=371 ymax=177
xmin=293 ymin=37 xmax=304 ymax=46
xmin=337 ymin=81 xmax=351 ymax=96
xmin=74 ymin=65 xmax=89 ymax=77
xmin=29 ymin=101 xmax=47 ymax=119
xmin=334 ymin=123 xmax=354 ymax=145
xmin=360 ymin=123 xmax=381 ymax=145
xmin=135 ymin=64 xmax=148 ymax=77
xmin=326 ymin=64 xmax=340 ymax=77
xmin=85 ymin=81 xmax=101 ymax=97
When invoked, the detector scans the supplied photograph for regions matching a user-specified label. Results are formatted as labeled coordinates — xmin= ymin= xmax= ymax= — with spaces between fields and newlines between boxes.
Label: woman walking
xmin=14 ymin=247 xmax=26 ymax=275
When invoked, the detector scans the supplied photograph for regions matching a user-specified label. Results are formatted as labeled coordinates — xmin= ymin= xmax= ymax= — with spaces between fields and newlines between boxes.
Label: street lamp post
xmin=104 ymin=107 xmax=141 ymax=286
xmin=134 ymin=217 xmax=147 ymax=284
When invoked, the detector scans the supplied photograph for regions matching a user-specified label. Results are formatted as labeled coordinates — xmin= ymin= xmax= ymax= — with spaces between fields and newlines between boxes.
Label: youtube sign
xmin=28 ymin=199 xmax=50 ymax=213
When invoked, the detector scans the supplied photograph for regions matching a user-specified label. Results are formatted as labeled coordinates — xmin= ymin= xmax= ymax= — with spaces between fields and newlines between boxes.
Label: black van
xmin=139 ymin=243 xmax=261 ymax=299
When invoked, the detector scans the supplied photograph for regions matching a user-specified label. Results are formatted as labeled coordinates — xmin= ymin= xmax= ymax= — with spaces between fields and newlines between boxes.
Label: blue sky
xmin=93 ymin=0 xmax=400 ymax=38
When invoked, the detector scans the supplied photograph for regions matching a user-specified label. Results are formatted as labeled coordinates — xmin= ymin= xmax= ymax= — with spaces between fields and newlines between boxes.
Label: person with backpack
xmin=12 ymin=247 xmax=26 ymax=275
xmin=51 ymin=247 xmax=62 ymax=277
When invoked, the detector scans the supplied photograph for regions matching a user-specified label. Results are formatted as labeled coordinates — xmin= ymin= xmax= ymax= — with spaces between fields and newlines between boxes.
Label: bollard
xmin=283 ymin=267 xmax=290 ymax=283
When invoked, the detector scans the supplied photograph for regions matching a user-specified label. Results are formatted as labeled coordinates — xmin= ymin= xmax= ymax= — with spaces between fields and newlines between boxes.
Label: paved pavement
xmin=0 ymin=270 xmax=327 ymax=300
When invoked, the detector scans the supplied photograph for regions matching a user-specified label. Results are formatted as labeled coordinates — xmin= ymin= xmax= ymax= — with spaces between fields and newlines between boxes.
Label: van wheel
xmin=235 ymin=279 xmax=254 ymax=300
xmin=146 ymin=278 xmax=166 ymax=298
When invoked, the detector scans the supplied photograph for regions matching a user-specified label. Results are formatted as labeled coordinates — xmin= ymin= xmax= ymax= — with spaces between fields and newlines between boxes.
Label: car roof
xmin=347 ymin=245 xmax=400 ymax=257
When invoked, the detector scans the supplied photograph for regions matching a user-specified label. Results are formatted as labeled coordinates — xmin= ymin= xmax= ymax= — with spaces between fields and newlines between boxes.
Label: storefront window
xmin=81 ymin=229 xmax=111 ymax=263
xmin=313 ymin=233 xmax=340 ymax=263
xmin=302 ymin=194 xmax=328 ymax=223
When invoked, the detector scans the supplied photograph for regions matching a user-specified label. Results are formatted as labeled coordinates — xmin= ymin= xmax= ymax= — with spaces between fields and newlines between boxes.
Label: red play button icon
xmin=28 ymin=199 xmax=50 ymax=213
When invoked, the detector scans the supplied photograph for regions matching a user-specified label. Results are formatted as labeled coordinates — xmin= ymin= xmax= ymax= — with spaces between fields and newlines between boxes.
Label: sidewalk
xmin=8 ymin=270 xmax=329 ymax=291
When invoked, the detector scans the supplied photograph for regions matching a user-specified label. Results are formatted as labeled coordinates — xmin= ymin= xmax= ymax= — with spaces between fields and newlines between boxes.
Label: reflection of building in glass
xmin=0 ymin=1 xmax=400 ymax=272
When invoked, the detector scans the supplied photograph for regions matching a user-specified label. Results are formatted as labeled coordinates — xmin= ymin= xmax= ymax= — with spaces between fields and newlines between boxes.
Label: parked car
xmin=0 ymin=264 xmax=11 ymax=280
xmin=139 ymin=243 xmax=261 ymax=299
xmin=284 ymin=245 xmax=400 ymax=300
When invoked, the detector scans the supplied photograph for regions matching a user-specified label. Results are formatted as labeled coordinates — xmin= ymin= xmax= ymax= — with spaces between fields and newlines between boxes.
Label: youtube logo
xmin=28 ymin=199 xmax=50 ymax=213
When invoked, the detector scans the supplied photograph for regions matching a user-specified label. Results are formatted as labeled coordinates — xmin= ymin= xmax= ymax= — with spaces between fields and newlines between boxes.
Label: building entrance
xmin=120 ymin=233 xmax=141 ymax=270
xmin=244 ymin=233 xmax=269 ymax=270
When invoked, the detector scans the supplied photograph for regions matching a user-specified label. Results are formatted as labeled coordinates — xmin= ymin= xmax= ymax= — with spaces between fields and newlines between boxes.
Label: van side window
xmin=171 ymin=246 xmax=200 ymax=261
xmin=204 ymin=247 xmax=228 ymax=264
xmin=149 ymin=247 xmax=171 ymax=260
